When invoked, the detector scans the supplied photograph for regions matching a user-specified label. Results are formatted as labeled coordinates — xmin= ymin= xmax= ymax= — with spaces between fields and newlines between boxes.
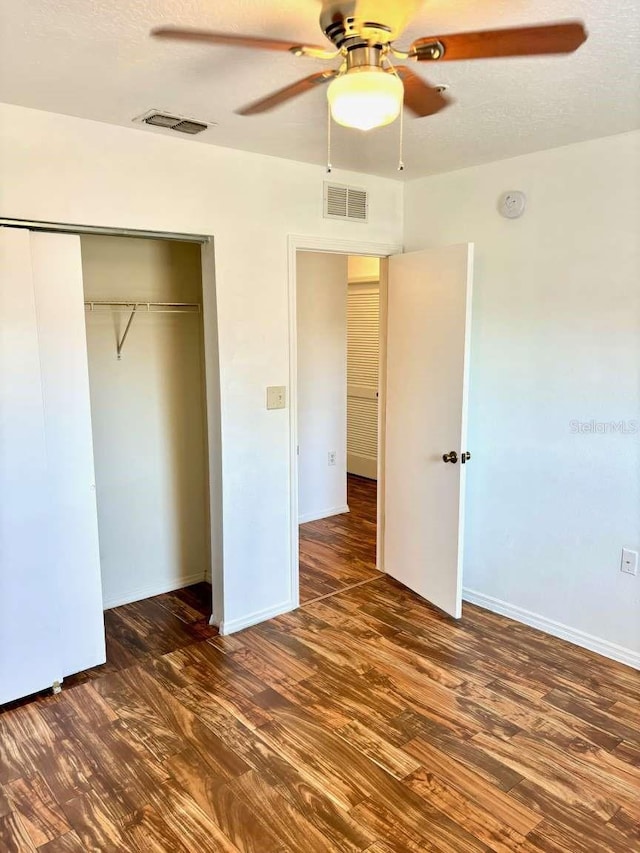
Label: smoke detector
xmin=133 ymin=109 xmax=214 ymax=135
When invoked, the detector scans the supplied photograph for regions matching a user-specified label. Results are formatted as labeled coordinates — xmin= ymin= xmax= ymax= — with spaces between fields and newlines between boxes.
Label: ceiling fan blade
xmin=410 ymin=20 xmax=587 ymax=61
xmin=151 ymin=26 xmax=331 ymax=55
xmin=236 ymin=70 xmax=338 ymax=116
xmin=393 ymin=66 xmax=451 ymax=117
xmin=354 ymin=0 xmax=425 ymax=40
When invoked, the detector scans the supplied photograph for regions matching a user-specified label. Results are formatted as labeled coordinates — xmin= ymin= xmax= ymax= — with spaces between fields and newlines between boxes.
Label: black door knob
xmin=442 ymin=451 xmax=458 ymax=464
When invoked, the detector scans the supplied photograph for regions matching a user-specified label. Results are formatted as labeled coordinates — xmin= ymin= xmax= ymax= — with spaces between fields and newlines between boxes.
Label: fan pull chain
xmin=326 ymin=100 xmax=332 ymax=173
xmin=384 ymin=55 xmax=405 ymax=173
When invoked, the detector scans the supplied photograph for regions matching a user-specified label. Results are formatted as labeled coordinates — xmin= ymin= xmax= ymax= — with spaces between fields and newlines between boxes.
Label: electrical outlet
xmin=621 ymin=548 xmax=638 ymax=576
xmin=328 ymin=451 xmax=336 ymax=466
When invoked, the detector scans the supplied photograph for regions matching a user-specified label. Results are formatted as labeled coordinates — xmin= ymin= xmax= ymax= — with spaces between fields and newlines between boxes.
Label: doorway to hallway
xmin=299 ymin=474 xmax=378 ymax=604
xmin=296 ymin=251 xmax=382 ymax=604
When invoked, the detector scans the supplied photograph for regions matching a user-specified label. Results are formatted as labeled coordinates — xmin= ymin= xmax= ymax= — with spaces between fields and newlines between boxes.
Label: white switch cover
xmin=621 ymin=548 xmax=638 ymax=576
xmin=266 ymin=386 xmax=286 ymax=410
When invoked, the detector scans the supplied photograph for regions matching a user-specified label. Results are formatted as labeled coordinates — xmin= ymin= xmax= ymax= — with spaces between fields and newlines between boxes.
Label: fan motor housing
xmin=346 ymin=44 xmax=385 ymax=70
xmin=320 ymin=2 xmax=392 ymax=50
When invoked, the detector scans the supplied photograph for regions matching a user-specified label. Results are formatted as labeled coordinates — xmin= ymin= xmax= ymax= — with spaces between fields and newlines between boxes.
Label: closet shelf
xmin=84 ymin=301 xmax=200 ymax=313
xmin=84 ymin=301 xmax=201 ymax=360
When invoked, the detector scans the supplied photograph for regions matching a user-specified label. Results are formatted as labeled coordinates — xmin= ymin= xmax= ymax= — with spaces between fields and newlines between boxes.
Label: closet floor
xmin=68 ymin=582 xmax=218 ymax=687
xmin=299 ymin=473 xmax=379 ymax=604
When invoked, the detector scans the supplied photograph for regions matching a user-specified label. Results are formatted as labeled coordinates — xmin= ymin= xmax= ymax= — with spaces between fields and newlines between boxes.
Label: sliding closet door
xmin=31 ymin=233 xmax=106 ymax=676
xmin=0 ymin=228 xmax=62 ymax=703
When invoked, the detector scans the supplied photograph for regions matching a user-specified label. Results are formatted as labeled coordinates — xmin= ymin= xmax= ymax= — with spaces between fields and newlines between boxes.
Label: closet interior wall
xmin=81 ymin=235 xmax=210 ymax=608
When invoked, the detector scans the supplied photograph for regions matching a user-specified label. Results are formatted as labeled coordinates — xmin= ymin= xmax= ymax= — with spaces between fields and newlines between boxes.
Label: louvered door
xmin=347 ymin=282 xmax=379 ymax=479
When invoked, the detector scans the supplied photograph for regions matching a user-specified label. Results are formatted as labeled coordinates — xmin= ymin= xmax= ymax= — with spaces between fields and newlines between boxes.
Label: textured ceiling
xmin=1 ymin=0 xmax=639 ymax=178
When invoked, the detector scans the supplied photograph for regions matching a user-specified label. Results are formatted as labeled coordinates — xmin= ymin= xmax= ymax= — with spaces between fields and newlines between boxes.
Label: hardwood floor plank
xmin=144 ymin=780 xmax=243 ymax=852
xmin=405 ymin=767 xmax=528 ymax=853
xmin=61 ymin=790 xmax=130 ymax=852
xmin=400 ymin=736 xmax=540 ymax=835
xmin=123 ymin=804 xmax=192 ymax=853
xmin=0 ymin=785 xmax=11 ymax=818
xmin=165 ymin=749 xmax=285 ymax=853
xmin=0 ymin=811 xmax=37 ymax=853
xmin=405 ymin=731 xmax=524 ymax=792
xmin=229 ymin=769 xmax=338 ymax=853
xmin=37 ymin=830 xmax=87 ymax=852
xmin=4 ymin=775 xmax=70 ymax=847
xmin=336 ymin=719 xmax=421 ymax=780
xmin=471 ymin=731 xmax=624 ymax=821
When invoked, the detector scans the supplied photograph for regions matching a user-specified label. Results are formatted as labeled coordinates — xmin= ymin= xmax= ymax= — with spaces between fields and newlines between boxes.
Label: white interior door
xmin=384 ymin=244 xmax=473 ymax=618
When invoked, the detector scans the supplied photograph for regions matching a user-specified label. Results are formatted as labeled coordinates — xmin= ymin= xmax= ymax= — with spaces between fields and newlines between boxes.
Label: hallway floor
xmin=299 ymin=474 xmax=379 ymax=604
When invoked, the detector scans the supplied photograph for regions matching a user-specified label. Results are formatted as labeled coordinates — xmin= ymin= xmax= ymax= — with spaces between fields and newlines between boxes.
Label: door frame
xmin=287 ymin=235 xmax=402 ymax=607
xmin=0 ymin=217 xmax=224 ymax=627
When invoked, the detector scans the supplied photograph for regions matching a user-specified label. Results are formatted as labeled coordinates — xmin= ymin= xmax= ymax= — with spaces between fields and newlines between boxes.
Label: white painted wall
xmin=348 ymin=255 xmax=380 ymax=282
xmin=297 ymin=251 xmax=348 ymax=523
xmin=404 ymin=131 xmax=640 ymax=665
xmin=81 ymin=236 xmax=209 ymax=608
xmin=0 ymin=103 xmax=404 ymax=631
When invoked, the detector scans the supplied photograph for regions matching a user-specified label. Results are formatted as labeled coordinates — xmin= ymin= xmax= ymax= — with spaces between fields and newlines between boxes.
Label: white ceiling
xmin=1 ymin=1 xmax=639 ymax=179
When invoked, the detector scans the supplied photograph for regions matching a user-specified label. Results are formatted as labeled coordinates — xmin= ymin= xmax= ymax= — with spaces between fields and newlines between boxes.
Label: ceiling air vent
xmin=323 ymin=183 xmax=368 ymax=223
xmin=135 ymin=110 xmax=211 ymax=135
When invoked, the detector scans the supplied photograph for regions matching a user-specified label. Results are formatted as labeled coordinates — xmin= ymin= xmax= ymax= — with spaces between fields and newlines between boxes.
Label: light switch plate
xmin=266 ymin=386 xmax=286 ymax=410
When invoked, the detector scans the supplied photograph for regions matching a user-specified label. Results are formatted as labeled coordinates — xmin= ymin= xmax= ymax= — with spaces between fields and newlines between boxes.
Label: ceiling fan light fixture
xmin=327 ymin=68 xmax=403 ymax=131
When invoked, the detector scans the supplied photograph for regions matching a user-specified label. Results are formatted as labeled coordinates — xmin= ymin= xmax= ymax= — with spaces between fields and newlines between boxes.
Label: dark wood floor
xmin=299 ymin=474 xmax=379 ymax=604
xmin=2 ymin=565 xmax=640 ymax=848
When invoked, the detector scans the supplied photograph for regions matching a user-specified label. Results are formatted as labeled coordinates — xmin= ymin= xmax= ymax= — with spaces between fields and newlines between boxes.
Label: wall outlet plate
xmin=621 ymin=548 xmax=638 ymax=576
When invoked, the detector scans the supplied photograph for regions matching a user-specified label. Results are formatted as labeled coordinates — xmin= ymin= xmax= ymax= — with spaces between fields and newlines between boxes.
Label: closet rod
xmin=83 ymin=301 xmax=201 ymax=360
xmin=84 ymin=301 xmax=200 ymax=313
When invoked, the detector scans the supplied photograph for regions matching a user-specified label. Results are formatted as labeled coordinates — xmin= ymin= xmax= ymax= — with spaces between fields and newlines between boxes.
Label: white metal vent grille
xmin=323 ymin=183 xmax=368 ymax=222
xmin=134 ymin=109 xmax=212 ymax=136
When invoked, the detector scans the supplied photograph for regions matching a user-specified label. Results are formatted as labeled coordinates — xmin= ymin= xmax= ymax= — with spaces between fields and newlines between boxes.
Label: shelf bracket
xmin=117 ymin=305 xmax=137 ymax=360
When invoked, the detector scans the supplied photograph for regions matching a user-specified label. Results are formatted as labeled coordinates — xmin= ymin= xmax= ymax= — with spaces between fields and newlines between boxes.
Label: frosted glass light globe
xmin=327 ymin=68 xmax=403 ymax=131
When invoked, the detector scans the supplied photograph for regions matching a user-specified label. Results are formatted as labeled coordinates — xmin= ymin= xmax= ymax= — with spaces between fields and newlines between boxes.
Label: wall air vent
xmin=135 ymin=110 xmax=212 ymax=135
xmin=323 ymin=183 xmax=368 ymax=223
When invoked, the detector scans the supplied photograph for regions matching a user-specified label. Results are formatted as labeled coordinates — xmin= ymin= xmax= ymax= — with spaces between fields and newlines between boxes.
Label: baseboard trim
xmin=102 ymin=571 xmax=207 ymax=610
xmin=299 ymin=504 xmax=350 ymax=524
xmin=347 ymin=452 xmax=378 ymax=480
xmin=219 ymin=599 xmax=294 ymax=635
xmin=463 ymin=588 xmax=640 ymax=670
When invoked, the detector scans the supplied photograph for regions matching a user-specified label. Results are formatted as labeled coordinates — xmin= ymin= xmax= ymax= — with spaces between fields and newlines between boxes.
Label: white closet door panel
xmin=31 ymin=233 xmax=106 ymax=676
xmin=0 ymin=228 xmax=62 ymax=704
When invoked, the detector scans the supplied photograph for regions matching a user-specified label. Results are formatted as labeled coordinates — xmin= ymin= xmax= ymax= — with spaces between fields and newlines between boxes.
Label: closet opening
xmin=81 ymin=234 xmax=219 ymax=651
xmin=296 ymin=252 xmax=383 ymax=604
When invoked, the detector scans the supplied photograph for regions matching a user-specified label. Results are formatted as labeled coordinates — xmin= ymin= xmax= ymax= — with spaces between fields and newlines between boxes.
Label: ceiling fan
xmin=151 ymin=1 xmax=587 ymax=132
